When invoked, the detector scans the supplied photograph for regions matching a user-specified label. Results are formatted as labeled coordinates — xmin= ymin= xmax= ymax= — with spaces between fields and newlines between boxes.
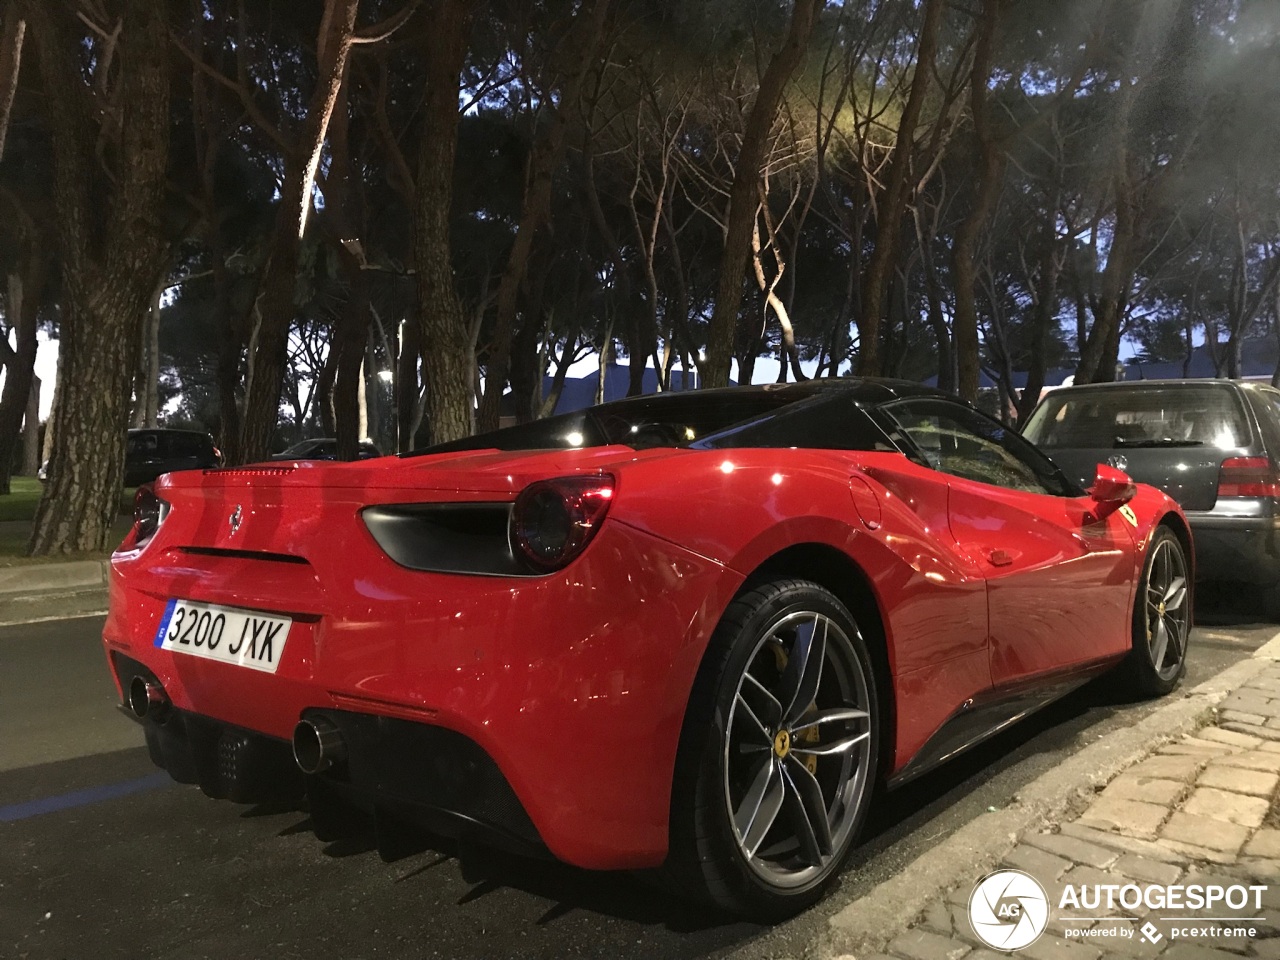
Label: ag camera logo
xmin=969 ymin=869 xmax=1050 ymax=951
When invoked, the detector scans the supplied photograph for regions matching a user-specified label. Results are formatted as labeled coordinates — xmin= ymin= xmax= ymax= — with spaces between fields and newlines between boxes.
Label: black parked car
xmin=270 ymin=438 xmax=381 ymax=461
xmin=39 ymin=428 xmax=222 ymax=486
xmin=1023 ymin=379 xmax=1280 ymax=618
xmin=124 ymin=429 xmax=222 ymax=486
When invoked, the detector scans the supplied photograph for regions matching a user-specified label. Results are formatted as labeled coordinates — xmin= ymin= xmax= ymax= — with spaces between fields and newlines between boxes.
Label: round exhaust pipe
xmin=128 ymin=676 xmax=169 ymax=720
xmin=293 ymin=716 xmax=347 ymax=775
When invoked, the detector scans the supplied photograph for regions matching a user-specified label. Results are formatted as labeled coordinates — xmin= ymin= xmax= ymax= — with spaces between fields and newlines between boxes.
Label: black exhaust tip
xmin=128 ymin=676 xmax=169 ymax=720
xmin=293 ymin=716 xmax=347 ymax=775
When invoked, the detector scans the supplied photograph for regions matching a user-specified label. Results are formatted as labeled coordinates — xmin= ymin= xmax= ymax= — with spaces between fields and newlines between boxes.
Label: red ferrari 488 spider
xmin=103 ymin=379 xmax=1191 ymax=918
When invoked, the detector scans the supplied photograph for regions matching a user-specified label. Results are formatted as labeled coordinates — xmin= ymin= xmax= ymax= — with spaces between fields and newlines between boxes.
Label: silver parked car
xmin=1023 ymin=379 xmax=1280 ymax=619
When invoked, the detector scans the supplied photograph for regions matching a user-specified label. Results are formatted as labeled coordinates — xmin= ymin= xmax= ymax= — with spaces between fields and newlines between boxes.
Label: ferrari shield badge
xmin=1118 ymin=504 xmax=1138 ymax=527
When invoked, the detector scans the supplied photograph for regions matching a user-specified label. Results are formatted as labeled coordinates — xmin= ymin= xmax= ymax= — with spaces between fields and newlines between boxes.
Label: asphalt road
xmin=1 ymin=605 xmax=1276 ymax=960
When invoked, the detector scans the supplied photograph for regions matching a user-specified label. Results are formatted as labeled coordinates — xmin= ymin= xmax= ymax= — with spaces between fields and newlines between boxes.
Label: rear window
xmin=1024 ymin=385 xmax=1251 ymax=450
xmin=166 ymin=434 xmax=211 ymax=458
xmin=127 ymin=433 xmax=158 ymax=455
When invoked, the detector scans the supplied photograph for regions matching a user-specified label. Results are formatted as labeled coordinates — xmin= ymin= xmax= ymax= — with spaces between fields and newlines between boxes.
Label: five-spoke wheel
xmin=726 ymin=610 xmax=873 ymax=889
xmin=665 ymin=579 xmax=879 ymax=918
xmin=1128 ymin=527 xmax=1191 ymax=695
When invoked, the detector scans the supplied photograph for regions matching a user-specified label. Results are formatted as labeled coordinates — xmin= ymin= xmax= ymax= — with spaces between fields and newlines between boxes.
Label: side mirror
xmin=1088 ymin=463 xmax=1137 ymax=519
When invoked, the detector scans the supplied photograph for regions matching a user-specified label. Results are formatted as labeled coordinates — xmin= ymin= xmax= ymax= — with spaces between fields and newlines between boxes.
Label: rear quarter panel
xmin=611 ymin=448 xmax=993 ymax=773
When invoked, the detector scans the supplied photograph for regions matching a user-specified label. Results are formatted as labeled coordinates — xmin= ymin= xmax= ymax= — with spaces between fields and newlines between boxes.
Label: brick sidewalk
xmin=864 ymin=664 xmax=1280 ymax=960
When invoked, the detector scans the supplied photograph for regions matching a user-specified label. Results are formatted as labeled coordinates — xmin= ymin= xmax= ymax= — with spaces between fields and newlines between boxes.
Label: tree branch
xmin=169 ymin=31 xmax=289 ymax=154
xmin=352 ymin=0 xmax=421 ymax=45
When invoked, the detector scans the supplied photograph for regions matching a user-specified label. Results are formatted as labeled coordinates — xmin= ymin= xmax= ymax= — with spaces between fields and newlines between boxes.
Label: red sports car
xmin=103 ymin=379 xmax=1191 ymax=918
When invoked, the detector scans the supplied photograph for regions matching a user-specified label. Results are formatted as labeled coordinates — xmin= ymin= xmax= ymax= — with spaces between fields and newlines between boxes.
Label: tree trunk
xmin=209 ymin=237 xmax=245 ymax=463
xmin=1273 ymin=281 xmax=1280 ymax=389
xmin=132 ymin=277 xmax=164 ymax=428
xmin=702 ymin=0 xmax=823 ymax=389
xmin=41 ymin=357 xmax=58 ymax=465
xmin=0 ymin=4 xmax=24 ymax=162
xmin=623 ymin=138 xmax=662 ymax=399
xmin=922 ymin=258 xmax=953 ymax=393
xmin=237 ymin=0 xmax=360 ymax=464
xmin=333 ymin=273 xmax=372 ymax=460
xmin=1076 ymin=159 xmax=1139 ymax=384
xmin=361 ymin=333 xmax=373 ymax=445
xmin=23 ymin=0 xmax=172 ymax=554
xmin=1017 ymin=236 xmax=1063 ymax=425
xmin=856 ymin=0 xmax=945 ymax=377
xmin=22 ymin=376 xmax=39 ymax=476
xmin=145 ymin=290 xmax=161 ymax=426
xmin=751 ymin=211 xmax=806 ymax=382
xmin=475 ymin=0 xmax=611 ymax=432
xmin=396 ymin=309 xmax=420 ymax=451
xmin=415 ymin=0 xmax=475 ymax=445
xmin=950 ymin=0 xmax=1004 ymax=404
xmin=509 ymin=314 xmax=544 ymax=423
xmin=595 ymin=326 xmax=613 ymax=405
xmin=0 ymin=266 xmax=41 ymax=493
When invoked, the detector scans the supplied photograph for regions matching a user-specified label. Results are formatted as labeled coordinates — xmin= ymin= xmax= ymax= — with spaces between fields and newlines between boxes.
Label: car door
xmin=881 ymin=398 xmax=1136 ymax=687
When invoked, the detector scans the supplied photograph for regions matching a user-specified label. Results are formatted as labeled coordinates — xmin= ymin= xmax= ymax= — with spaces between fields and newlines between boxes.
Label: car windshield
xmin=410 ymin=388 xmax=897 ymax=455
xmin=280 ymin=439 xmax=324 ymax=456
xmin=1024 ymin=385 xmax=1252 ymax=450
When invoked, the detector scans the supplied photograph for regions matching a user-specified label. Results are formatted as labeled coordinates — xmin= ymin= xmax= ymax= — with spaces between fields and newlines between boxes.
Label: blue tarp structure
xmin=504 ymin=363 xmax=721 ymax=417
xmin=1123 ymin=339 xmax=1278 ymax=381
xmin=924 ymin=339 xmax=1279 ymax=392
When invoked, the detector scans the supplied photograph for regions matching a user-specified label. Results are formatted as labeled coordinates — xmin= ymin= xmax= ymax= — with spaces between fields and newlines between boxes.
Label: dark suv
xmin=1024 ymin=379 xmax=1280 ymax=618
xmin=124 ymin=429 xmax=222 ymax=486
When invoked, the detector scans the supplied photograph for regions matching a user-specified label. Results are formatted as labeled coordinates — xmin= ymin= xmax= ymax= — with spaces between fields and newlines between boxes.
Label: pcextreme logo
xmin=968 ymin=870 xmax=1050 ymax=951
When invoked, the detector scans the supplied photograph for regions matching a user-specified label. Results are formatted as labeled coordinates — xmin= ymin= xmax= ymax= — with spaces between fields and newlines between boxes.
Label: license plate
xmin=154 ymin=599 xmax=292 ymax=674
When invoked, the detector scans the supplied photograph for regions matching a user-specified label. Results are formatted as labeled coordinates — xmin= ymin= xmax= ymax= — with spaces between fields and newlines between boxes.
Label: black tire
xmin=1124 ymin=527 xmax=1191 ymax=697
xmin=663 ymin=578 xmax=880 ymax=920
xmin=1263 ymin=582 xmax=1280 ymax=624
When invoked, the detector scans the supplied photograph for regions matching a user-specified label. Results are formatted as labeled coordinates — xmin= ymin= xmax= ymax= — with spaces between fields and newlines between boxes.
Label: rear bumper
xmin=112 ymin=651 xmax=546 ymax=857
xmin=102 ymin=516 xmax=736 ymax=870
xmin=1186 ymin=512 xmax=1280 ymax=586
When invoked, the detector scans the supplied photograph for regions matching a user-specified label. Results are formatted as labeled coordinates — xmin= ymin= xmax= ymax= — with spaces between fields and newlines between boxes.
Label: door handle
xmin=988 ymin=548 xmax=1015 ymax=567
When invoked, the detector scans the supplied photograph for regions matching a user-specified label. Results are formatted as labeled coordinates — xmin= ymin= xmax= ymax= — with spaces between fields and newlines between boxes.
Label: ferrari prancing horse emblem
xmin=228 ymin=504 xmax=243 ymax=536
xmin=1118 ymin=504 xmax=1138 ymax=527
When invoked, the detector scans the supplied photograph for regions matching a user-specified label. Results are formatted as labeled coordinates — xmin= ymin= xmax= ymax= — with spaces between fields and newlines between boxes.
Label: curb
xmin=0 ymin=559 xmax=110 ymax=626
xmin=816 ymin=632 xmax=1280 ymax=959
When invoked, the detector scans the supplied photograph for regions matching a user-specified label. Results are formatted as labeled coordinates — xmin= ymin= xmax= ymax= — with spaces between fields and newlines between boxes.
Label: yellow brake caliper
xmin=769 ymin=641 xmax=820 ymax=775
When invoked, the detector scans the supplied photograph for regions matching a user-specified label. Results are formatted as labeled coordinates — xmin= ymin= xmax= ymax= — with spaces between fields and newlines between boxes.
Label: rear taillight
xmin=1217 ymin=457 xmax=1280 ymax=498
xmin=510 ymin=475 xmax=614 ymax=573
xmin=132 ymin=484 xmax=170 ymax=545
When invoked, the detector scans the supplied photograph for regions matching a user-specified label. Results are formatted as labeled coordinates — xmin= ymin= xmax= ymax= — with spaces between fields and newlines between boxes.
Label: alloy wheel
xmin=723 ymin=610 xmax=874 ymax=889
xmin=1144 ymin=536 xmax=1189 ymax=681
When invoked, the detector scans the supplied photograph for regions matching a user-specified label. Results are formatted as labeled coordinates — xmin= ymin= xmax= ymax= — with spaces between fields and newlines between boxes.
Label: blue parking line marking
xmin=154 ymin=598 xmax=177 ymax=647
xmin=0 ymin=773 xmax=173 ymax=823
